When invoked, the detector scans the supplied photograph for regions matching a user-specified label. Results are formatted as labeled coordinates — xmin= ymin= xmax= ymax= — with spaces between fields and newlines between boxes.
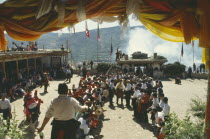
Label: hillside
xmin=6 ymin=26 xmax=135 ymax=62
xmin=5 ymin=26 xmax=202 ymax=66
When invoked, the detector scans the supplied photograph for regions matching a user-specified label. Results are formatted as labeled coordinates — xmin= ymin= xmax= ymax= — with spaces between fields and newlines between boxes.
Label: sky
xmin=125 ymin=27 xmax=202 ymax=67
xmin=58 ymin=16 xmax=142 ymax=33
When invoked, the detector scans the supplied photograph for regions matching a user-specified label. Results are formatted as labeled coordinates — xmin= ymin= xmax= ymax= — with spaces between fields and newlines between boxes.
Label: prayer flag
xmin=85 ymin=21 xmax=90 ymax=38
xmin=97 ymin=23 xmax=100 ymax=41
xmin=181 ymin=43 xmax=184 ymax=57
xmin=110 ymin=38 xmax=113 ymax=56
xmin=73 ymin=26 xmax=75 ymax=34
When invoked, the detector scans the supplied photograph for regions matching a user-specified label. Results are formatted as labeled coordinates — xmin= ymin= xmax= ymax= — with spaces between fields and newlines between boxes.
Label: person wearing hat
xmin=42 ymin=73 xmax=49 ymax=93
xmin=0 ymin=93 xmax=12 ymax=130
xmin=108 ymin=79 xmax=115 ymax=106
xmin=38 ymin=83 xmax=88 ymax=139
xmin=66 ymin=67 xmax=72 ymax=83
xmin=115 ymin=79 xmax=125 ymax=105
xmin=23 ymin=88 xmax=37 ymax=123
xmin=125 ymin=80 xmax=132 ymax=107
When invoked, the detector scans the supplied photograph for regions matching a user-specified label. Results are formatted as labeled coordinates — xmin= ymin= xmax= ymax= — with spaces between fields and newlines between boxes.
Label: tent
xmin=0 ymin=0 xmax=209 ymax=138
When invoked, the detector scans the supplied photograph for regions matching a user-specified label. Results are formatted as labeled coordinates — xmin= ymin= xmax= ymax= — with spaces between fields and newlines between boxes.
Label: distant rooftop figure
xmin=61 ymin=45 xmax=64 ymax=51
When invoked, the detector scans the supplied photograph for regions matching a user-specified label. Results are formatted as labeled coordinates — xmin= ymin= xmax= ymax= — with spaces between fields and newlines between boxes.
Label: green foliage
xmin=131 ymin=51 xmax=148 ymax=59
xmin=164 ymin=113 xmax=204 ymax=139
xmin=189 ymin=97 xmax=206 ymax=120
xmin=164 ymin=97 xmax=206 ymax=139
xmin=96 ymin=63 xmax=112 ymax=74
xmin=156 ymin=55 xmax=167 ymax=60
xmin=0 ymin=112 xmax=27 ymax=139
xmin=164 ymin=62 xmax=186 ymax=76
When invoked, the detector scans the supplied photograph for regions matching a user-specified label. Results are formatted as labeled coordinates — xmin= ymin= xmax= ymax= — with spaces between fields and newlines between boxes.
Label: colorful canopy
xmin=0 ymin=0 xmax=210 ymax=64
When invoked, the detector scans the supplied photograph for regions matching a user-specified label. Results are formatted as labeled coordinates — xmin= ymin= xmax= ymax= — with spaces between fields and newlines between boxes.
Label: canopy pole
xmin=26 ymin=59 xmax=29 ymax=76
xmin=16 ymin=60 xmax=19 ymax=79
xmin=34 ymin=58 xmax=37 ymax=72
xmin=2 ymin=61 xmax=5 ymax=75
xmin=97 ymin=38 xmax=99 ymax=63
xmin=40 ymin=58 xmax=43 ymax=71
xmin=205 ymin=50 xmax=210 ymax=138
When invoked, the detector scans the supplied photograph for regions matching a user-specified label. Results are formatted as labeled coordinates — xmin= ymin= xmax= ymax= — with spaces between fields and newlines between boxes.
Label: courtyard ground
xmin=10 ymin=75 xmax=207 ymax=139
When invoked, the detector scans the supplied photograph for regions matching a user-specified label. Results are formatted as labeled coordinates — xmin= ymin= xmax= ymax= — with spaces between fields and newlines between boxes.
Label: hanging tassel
xmin=36 ymin=0 xmax=54 ymax=19
xmin=126 ymin=0 xmax=141 ymax=20
xmin=54 ymin=0 xmax=65 ymax=27
xmin=118 ymin=15 xmax=130 ymax=38
xmin=76 ymin=0 xmax=86 ymax=22
xmin=91 ymin=15 xmax=118 ymax=23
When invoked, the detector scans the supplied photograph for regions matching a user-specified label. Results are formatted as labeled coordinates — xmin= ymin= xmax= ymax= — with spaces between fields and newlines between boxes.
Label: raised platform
xmin=0 ymin=49 xmax=69 ymax=62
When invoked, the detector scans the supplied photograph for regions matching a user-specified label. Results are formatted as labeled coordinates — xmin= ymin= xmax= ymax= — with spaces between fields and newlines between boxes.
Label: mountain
xmin=5 ymin=26 xmax=202 ymax=67
xmin=6 ymin=26 xmax=134 ymax=62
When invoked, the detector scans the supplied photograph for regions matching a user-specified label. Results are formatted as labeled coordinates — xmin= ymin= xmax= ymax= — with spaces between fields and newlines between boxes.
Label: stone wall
xmin=192 ymin=73 xmax=208 ymax=79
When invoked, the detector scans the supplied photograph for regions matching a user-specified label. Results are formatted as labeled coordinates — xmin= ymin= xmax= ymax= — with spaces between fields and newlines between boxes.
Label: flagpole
xmin=97 ymin=38 xmax=98 ymax=63
xmin=193 ymin=41 xmax=194 ymax=65
xmin=97 ymin=23 xmax=99 ymax=63
xmin=110 ymin=35 xmax=112 ymax=64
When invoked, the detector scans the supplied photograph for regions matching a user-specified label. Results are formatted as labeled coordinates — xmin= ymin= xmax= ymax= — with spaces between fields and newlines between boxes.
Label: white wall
xmin=42 ymin=56 xmax=51 ymax=67
xmin=122 ymin=64 xmax=130 ymax=69
xmin=151 ymin=63 xmax=160 ymax=70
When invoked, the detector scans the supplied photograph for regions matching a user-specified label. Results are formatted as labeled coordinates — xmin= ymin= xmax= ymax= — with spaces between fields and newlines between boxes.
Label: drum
xmin=103 ymin=89 xmax=109 ymax=97
xmin=95 ymin=106 xmax=103 ymax=116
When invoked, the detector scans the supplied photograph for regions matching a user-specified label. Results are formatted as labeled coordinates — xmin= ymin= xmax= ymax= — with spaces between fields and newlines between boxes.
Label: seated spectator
xmin=162 ymin=97 xmax=170 ymax=117
xmin=11 ymin=42 xmax=17 ymax=51
xmin=61 ymin=45 xmax=64 ymax=51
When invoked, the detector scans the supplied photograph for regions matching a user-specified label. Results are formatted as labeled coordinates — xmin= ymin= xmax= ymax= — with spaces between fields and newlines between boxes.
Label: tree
xmin=163 ymin=62 xmax=185 ymax=76
xmin=96 ymin=63 xmax=111 ymax=74
xmin=131 ymin=51 xmax=148 ymax=59
xmin=156 ymin=55 xmax=167 ymax=60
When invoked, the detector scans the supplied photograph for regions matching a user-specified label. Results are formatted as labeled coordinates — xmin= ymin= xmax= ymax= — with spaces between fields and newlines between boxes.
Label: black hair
xmin=159 ymin=93 xmax=165 ymax=97
xmin=152 ymin=107 xmax=158 ymax=113
xmin=152 ymin=92 xmax=157 ymax=98
xmin=158 ymin=88 xmax=163 ymax=93
xmin=163 ymin=97 xmax=168 ymax=103
xmin=58 ymin=83 xmax=68 ymax=94
xmin=159 ymin=121 xmax=165 ymax=127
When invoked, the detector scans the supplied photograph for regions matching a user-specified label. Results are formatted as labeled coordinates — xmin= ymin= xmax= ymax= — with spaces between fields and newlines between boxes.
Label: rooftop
xmin=117 ymin=58 xmax=167 ymax=64
xmin=0 ymin=49 xmax=69 ymax=62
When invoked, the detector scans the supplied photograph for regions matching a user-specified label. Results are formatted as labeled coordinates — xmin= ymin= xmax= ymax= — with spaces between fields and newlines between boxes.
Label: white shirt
xmin=66 ymin=69 xmax=71 ymax=74
xmin=152 ymin=98 xmax=159 ymax=108
xmin=109 ymin=82 xmax=115 ymax=89
xmin=163 ymin=103 xmax=170 ymax=116
xmin=83 ymin=95 xmax=89 ymax=102
xmin=141 ymin=83 xmax=147 ymax=90
xmin=132 ymin=90 xmax=141 ymax=98
xmin=45 ymin=95 xmax=87 ymax=120
xmin=125 ymin=83 xmax=132 ymax=91
xmin=0 ymin=99 xmax=11 ymax=110
xmin=159 ymin=100 xmax=164 ymax=108
xmin=78 ymin=118 xmax=90 ymax=134
xmin=150 ymin=81 xmax=154 ymax=87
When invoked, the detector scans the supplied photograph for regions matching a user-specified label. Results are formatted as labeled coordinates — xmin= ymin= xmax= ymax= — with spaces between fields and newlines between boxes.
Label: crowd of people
xmin=38 ymin=70 xmax=170 ymax=138
xmin=69 ymin=72 xmax=170 ymax=138
xmin=10 ymin=42 xmax=38 ymax=51
xmin=0 ymin=63 xmax=170 ymax=138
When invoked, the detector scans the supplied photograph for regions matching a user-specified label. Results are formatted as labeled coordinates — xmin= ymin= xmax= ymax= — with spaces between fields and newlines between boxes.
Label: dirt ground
xmin=10 ymin=76 xmax=207 ymax=139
